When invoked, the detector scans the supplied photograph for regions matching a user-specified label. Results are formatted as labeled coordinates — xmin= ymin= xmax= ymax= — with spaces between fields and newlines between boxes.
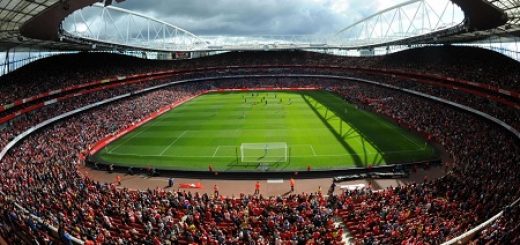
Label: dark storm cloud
xmin=113 ymin=0 xmax=392 ymax=36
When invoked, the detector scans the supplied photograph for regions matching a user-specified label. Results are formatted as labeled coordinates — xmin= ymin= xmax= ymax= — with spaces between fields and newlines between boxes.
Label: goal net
xmin=240 ymin=142 xmax=288 ymax=163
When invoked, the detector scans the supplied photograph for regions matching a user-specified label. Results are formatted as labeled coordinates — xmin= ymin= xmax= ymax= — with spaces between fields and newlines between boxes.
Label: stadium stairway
xmin=334 ymin=216 xmax=355 ymax=244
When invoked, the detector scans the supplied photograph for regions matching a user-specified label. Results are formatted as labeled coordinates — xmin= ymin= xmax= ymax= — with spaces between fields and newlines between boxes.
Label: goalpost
xmin=240 ymin=142 xmax=288 ymax=163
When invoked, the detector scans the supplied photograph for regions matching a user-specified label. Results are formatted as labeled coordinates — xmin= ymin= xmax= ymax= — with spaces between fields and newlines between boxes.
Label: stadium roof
xmin=0 ymin=0 xmax=98 ymax=51
xmin=0 ymin=0 xmax=519 ymax=52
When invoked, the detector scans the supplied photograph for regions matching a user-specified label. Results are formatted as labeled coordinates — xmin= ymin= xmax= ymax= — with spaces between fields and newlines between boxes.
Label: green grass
xmin=94 ymin=90 xmax=438 ymax=172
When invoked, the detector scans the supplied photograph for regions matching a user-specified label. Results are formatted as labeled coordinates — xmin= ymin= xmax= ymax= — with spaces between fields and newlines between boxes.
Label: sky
xmin=62 ymin=0 xmax=466 ymax=48
xmin=113 ymin=0 xmax=405 ymax=36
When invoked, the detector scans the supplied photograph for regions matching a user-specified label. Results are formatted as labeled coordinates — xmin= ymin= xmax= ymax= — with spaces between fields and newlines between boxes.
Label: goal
xmin=240 ymin=142 xmax=288 ymax=163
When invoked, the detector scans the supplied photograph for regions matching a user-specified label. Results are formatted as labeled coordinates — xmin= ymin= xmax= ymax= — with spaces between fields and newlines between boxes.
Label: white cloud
xmin=93 ymin=0 xmax=464 ymax=38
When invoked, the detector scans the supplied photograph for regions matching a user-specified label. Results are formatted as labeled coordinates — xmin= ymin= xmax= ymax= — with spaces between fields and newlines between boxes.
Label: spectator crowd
xmin=0 ymin=48 xmax=519 ymax=244
xmin=332 ymin=82 xmax=519 ymax=243
xmin=1 ymin=46 xmax=517 ymax=105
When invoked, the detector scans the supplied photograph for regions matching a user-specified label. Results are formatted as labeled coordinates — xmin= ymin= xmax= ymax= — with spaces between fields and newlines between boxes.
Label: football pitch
xmin=94 ymin=90 xmax=438 ymax=172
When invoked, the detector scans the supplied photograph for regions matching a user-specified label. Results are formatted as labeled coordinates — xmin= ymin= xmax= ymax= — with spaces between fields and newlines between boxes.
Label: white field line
xmin=108 ymin=148 xmax=423 ymax=158
xmin=159 ymin=130 xmax=188 ymax=156
xmin=393 ymin=128 xmax=423 ymax=148
xmin=309 ymin=145 xmax=317 ymax=156
xmin=212 ymin=146 xmax=221 ymax=157
xmin=358 ymin=109 xmax=423 ymax=148
xmin=267 ymin=179 xmax=284 ymax=184
xmin=107 ymin=112 xmax=170 ymax=153
xmin=108 ymin=130 xmax=147 ymax=154
xmin=380 ymin=122 xmax=423 ymax=148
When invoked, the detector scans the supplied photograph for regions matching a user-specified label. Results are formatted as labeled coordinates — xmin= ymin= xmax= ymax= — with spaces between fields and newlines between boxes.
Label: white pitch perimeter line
xmin=159 ymin=130 xmax=188 ymax=156
xmin=396 ymin=129 xmax=423 ymax=148
xmin=310 ymin=145 xmax=317 ymax=156
xmin=109 ymin=148 xmax=422 ymax=158
xmin=379 ymin=119 xmax=422 ymax=148
xmin=108 ymin=129 xmax=147 ymax=154
xmin=359 ymin=109 xmax=423 ymax=148
xmin=378 ymin=120 xmax=422 ymax=148
xmin=108 ymin=112 xmax=171 ymax=153
xmin=212 ymin=146 xmax=221 ymax=157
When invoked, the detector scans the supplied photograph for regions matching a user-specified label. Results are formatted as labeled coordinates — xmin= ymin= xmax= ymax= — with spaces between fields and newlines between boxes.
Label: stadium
xmin=0 ymin=0 xmax=519 ymax=244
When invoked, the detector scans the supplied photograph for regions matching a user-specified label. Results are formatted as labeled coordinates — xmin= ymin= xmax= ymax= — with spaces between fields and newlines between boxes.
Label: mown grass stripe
xmin=96 ymin=90 xmax=438 ymax=171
